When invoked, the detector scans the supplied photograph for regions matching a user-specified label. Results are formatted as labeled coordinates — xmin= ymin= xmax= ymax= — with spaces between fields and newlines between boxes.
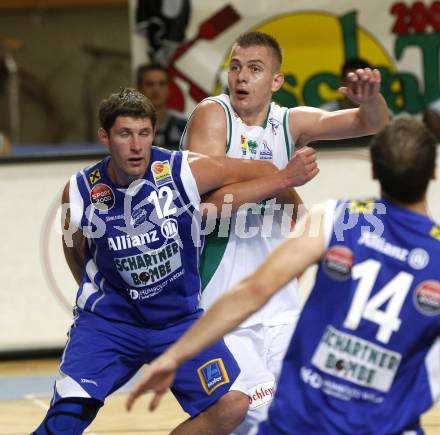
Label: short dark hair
xmin=234 ymin=32 xmax=283 ymax=69
xmin=136 ymin=62 xmax=168 ymax=88
xmin=341 ymin=58 xmax=372 ymax=78
xmin=98 ymin=88 xmax=157 ymax=133
xmin=370 ymin=116 xmax=437 ymax=204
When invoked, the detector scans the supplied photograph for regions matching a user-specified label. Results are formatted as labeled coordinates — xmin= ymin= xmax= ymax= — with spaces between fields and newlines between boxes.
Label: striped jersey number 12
xmin=343 ymin=259 xmax=414 ymax=344
xmin=147 ymin=186 xmax=177 ymax=219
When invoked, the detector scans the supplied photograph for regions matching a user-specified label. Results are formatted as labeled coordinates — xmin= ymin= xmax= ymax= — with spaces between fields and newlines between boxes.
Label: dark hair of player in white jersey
xmin=98 ymin=87 xmax=157 ymax=134
xmin=370 ymin=115 xmax=437 ymax=204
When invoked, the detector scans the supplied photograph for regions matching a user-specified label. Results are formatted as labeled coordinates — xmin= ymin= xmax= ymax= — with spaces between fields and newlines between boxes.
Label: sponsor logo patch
xmin=151 ymin=161 xmax=173 ymax=187
xmin=89 ymin=169 xmax=101 ymax=184
xmin=311 ymin=325 xmax=401 ymax=393
xmin=413 ymin=280 xmax=440 ymax=316
xmin=197 ymin=358 xmax=230 ymax=395
xmin=348 ymin=199 xmax=375 ymax=214
xmin=323 ymin=246 xmax=353 ymax=281
xmin=259 ymin=140 xmax=273 ymax=161
xmin=90 ymin=183 xmax=115 ymax=211
xmin=247 ymin=381 xmax=275 ymax=409
xmin=430 ymin=225 xmax=440 ymax=241
xmin=161 ymin=218 xmax=178 ymax=239
xmin=407 ymin=248 xmax=429 ymax=270
xmin=114 ymin=241 xmax=181 ymax=287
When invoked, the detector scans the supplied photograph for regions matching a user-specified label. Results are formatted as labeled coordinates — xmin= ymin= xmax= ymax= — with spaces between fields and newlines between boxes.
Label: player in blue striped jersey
xmin=32 ymin=88 xmax=314 ymax=435
xmin=128 ymin=116 xmax=440 ymax=435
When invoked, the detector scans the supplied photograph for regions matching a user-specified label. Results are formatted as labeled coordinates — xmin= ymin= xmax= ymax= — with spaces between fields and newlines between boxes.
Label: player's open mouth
xmin=128 ymin=157 xmax=144 ymax=165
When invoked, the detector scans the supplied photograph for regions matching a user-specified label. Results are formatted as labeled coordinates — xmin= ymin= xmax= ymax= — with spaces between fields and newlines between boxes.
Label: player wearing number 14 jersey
xmin=127 ymin=116 xmax=440 ymax=435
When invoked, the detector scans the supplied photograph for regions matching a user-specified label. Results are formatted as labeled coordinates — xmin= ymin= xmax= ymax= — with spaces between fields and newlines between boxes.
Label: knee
xmin=212 ymin=391 xmax=249 ymax=430
xmin=31 ymin=398 xmax=102 ymax=435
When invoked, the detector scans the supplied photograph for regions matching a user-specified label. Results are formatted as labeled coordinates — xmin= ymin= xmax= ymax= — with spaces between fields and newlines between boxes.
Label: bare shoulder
xmin=190 ymin=99 xmax=226 ymax=123
xmin=186 ymin=99 xmax=227 ymax=155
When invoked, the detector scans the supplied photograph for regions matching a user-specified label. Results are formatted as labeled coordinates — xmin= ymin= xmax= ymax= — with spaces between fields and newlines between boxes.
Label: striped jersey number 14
xmin=343 ymin=259 xmax=414 ymax=344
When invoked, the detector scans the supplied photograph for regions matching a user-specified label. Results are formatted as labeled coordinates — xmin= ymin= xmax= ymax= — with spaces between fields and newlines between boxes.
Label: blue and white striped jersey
xmin=68 ymin=147 xmax=203 ymax=328
xmin=264 ymin=198 xmax=440 ymax=435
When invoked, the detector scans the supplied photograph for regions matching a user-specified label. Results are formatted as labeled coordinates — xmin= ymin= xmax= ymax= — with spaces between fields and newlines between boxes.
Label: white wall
xmin=1 ymin=148 xmax=439 ymax=352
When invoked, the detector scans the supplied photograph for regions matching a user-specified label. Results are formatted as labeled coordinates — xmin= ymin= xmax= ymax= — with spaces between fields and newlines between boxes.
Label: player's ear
xmin=98 ymin=128 xmax=110 ymax=149
xmin=272 ymin=72 xmax=284 ymax=93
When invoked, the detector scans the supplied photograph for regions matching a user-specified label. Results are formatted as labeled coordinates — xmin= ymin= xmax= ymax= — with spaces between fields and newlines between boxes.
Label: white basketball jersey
xmin=182 ymin=94 xmax=301 ymax=327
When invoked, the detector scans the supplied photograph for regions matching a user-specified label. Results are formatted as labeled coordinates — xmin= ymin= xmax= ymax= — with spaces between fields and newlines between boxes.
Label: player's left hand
xmin=339 ymin=68 xmax=381 ymax=106
xmin=126 ymin=356 xmax=177 ymax=412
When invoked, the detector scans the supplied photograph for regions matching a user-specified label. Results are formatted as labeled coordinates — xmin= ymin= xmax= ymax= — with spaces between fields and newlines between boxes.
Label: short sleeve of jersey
xmin=180 ymin=150 xmax=201 ymax=210
xmin=323 ymin=199 xmax=338 ymax=248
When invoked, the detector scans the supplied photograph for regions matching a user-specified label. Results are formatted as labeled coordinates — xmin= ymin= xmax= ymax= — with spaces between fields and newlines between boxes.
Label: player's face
xmin=99 ymin=116 xmax=155 ymax=186
xmin=138 ymin=70 xmax=169 ymax=109
xmin=228 ymin=44 xmax=283 ymax=117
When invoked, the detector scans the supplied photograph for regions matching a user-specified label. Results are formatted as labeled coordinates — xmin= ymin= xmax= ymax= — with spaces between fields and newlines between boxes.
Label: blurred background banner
xmin=131 ymin=0 xmax=440 ymax=116
xmin=0 ymin=0 xmax=439 ymax=355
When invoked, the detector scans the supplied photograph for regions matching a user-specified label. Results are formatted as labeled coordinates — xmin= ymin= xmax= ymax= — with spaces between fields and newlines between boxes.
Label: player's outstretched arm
xmin=61 ymin=182 xmax=85 ymax=286
xmin=187 ymin=150 xmax=318 ymax=201
xmin=126 ymin=206 xmax=327 ymax=411
xmin=291 ymin=68 xmax=389 ymax=147
xmin=185 ymin=101 xmax=318 ymax=211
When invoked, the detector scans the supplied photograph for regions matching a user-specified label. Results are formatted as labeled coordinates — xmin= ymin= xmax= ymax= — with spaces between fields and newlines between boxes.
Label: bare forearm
xmin=62 ymin=239 xmax=84 ymax=286
xmin=358 ymin=94 xmax=389 ymax=134
xmin=202 ymin=174 xmax=288 ymax=213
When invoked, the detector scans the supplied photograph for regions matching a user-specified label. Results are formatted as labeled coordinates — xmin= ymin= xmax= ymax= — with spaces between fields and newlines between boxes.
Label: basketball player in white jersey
xmin=180 ymin=32 xmax=389 ymax=434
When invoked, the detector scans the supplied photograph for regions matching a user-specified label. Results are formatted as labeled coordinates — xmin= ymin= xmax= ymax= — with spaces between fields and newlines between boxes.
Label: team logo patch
xmin=151 ymin=161 xmax=173 ymax=187
xmin=197 ymin=358 xmax=230 ymax=395
xmin=268 ymin=117 xmax=280 ymax=135
xmin=90 ymin=183 xmax=115 ymax=211
xmin=89 ymin=169 xmax=101 ymax=184
xmin=413 ymin=280 xmax=440 ymax=316
xmin=323 ymin=246 xmax=353 ymax=281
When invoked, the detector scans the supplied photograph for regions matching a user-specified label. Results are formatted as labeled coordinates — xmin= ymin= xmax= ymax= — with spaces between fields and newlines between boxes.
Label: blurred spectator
xmin=423 ymin=98 xmax=440 ymax=141
xmin=321 ymin=58 xmax=373 ymax=111
xmin=137 ymin=63 xmax=187 ymax=150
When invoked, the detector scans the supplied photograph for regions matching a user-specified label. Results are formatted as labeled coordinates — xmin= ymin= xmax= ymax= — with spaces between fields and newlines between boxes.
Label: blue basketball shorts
xmin=52 ymin=309 xmax=241 ymax=417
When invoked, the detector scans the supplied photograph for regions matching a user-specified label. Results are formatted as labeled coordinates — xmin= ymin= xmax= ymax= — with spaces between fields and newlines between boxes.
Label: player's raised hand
xmin=280 ymin=146 xmax=319 ymax=187
xmin=126 ymin=356 xmax=177 ymax=412
xmin=339 ymin=68 xmax=382 ymax=106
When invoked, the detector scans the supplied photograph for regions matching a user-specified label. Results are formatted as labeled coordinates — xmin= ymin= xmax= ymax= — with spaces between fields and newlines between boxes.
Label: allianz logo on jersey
xmin=107 ymin=219 xmax=179 ymax=251
xmin=358 ymin=231 xmax=429 ymax=270
xmin=108 ymin=230 xmax=159 ymax=251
